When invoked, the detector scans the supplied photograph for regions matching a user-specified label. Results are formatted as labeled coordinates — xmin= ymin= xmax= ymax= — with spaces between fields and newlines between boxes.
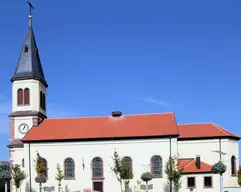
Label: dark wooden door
xmin=93 ymin=181 xmax=103 ymax=192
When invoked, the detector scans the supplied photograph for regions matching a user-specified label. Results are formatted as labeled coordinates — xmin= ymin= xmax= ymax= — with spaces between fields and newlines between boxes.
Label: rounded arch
xmin=24 ymin=88 xmax=30 ymax=105
xmin=41 ymin=157 xmax=48 ymax=178
xmin=92 ymin=157 xmax=104 ymax=179
xmin=64 ymin=157 xmax=75 ymax=179
xmin=231 ymin=155 xmax=236 ymax=176
xmin=122 ymin=156 xmax=133 ymax=179
xmin=150 ymin=155 xmax=163 ymax=178
xmin=17 ymin=89 xmax=23 ymax=105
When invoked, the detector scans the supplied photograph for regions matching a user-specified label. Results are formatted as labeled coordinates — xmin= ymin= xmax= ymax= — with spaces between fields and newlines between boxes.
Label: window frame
xmin=40 ymin=91 xmax=43 ymax=109
xmin=150 ymin=155 xmax=163 ymax=178
xmin=24 ymin=45 xmax=29 ymax=53
xmin=203 ymin=176 xmax=213 ymax=188
xmin=64 ymin=158 xmax=75 ymax=180
xmin=23 ymin=88 xmax=30 ymax=105
xmin=187 ymin=176 xmax=196 ymax=189
xmin=122 ymin=156 xmax=133 ymax=179
xmin=17 ymin=89 xmax=23 ymax=105
xmin=42 ymin=158 xmax=48 ymax=179
xmin=231 ymin=155 xmax=236 ymax=176
xmin=92 ymin=157 xmax=104 ymax=179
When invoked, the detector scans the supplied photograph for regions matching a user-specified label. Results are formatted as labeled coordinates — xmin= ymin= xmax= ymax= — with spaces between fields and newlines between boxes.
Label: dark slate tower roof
xmin=11 ymin=15 xmax=48 ymax=87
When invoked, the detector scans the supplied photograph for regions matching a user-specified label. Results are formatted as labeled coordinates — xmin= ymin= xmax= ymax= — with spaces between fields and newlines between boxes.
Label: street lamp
xmin=212 ymin=150 xmax=227 ymax=192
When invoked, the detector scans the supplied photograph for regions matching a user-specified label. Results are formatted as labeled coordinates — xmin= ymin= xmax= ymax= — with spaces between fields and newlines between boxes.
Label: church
xmin=8 ymin=4 xmax=240 ymax=192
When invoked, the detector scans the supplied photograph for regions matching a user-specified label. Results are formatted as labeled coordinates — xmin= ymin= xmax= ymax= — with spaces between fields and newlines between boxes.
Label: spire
xmin=11 ymin=1 xmax=48 ymax=87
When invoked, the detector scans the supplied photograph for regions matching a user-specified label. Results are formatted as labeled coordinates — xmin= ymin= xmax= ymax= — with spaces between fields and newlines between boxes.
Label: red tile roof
xmin=22 ymin=112 xmax=240 ymax=142
xmin=23 ymin=112 xmax=179 ymax=141
xmin=178 ymin=123 xmax=240 ymax=139
xmin=178 ymin=158 xmax=212 ymax=173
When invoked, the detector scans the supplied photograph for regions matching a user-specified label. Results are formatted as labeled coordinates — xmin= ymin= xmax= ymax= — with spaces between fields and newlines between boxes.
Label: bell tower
xmin=9 ymin=2 xmax=48 ymax=147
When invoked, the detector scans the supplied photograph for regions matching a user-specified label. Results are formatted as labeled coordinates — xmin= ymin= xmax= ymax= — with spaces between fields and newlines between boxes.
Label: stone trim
xmin=9 ymin=118 xmax=14 ymax=141
xmin=9 ymin=111 xmax=47 ymax=119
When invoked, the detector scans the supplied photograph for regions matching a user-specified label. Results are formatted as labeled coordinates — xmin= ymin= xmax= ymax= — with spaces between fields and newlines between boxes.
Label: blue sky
xmin=0 ymin=0 xmax=241 ymax=161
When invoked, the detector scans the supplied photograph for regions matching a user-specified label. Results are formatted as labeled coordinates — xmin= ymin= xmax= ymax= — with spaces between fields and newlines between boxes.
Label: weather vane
xmin=27 ymin=0 xmax=34 ymax=16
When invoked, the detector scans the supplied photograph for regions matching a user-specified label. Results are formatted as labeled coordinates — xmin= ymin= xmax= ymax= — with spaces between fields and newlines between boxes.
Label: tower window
xmin=22 ymin=159 xmax=24 ymax=168
xmin=40 ymin=91 xmax=43 ymax=108
xmin=24 ymin=88 xmax=30 ymax=105
xmin=17 ymin=89 xmax=23 ymax=105
xmin=40 ymin=91 xmax=46 ymax=111
xmin=24 ymin=45 xmax=29 ymax=53
xmin=231 ymin=156 xmax=236 ymax=176
xmin=43 ymin=93 xmax=46 ymax=111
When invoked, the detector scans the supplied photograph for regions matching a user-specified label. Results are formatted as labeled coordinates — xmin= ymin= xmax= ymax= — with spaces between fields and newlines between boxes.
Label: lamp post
xmin=212 ymin=150 xmax=227 ymax=192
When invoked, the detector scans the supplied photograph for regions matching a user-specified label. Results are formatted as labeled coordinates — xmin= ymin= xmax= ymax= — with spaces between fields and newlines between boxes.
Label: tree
xmin=212 ymin=161 xmax=226 ymax=192
xmin=34 ymin=152 xmax=47 ymax=192
xmin=0 ymin=164 xmax=11 ymax=192
xmin=212 ymin=161 xmax=226 ymax=175
xmin=111 ymin=150 xmax=133 ymax=192
xmin=237 ymin=167 xmax=241 ymax=187
xmin=164 ymin=155 xmax=184 ymax=192
xmin=11 ymin=164 xmax=27 ymax=192
xmin=141 ymin=172 xmax=152 ymax=192
xmin=55 ymin=164 xmax=64 ymax=192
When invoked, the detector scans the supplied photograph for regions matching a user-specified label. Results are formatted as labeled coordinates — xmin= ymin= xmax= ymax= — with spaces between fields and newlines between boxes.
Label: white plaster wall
xmin=180 ymin=173 xmax=220 ymax=192
xmin=11 ymin=148 xmax=25 ymax=192
xmin=12 ymin=79 xmax=46 ymax=115
xmin=222 ymin=139 xmax=239 ymax=188
xmin=22 ymin=138 xmax=178 ymax=192
xmin=178 ymin=139 xmax=240 ymax=188
xmin=14 ymin=116 xmax=33 ymax=139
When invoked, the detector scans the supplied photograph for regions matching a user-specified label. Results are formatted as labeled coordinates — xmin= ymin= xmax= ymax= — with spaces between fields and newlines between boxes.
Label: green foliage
xmin=141 ymin=172 xmax=152 ymax=183
xmin=164 ymin=155 xmax=183 ymax=191
xmin=0 ymin=164 xmax=11 ymax=181
xmin=12 ymin=164 xmax=27 ymax=189
xmin=35 ymin=152 xmax=46 ymax=175
xmin=0 ymin=164 xmax=10 ymax=192
xmin=35 ymin=174 xmax=47 ymax=184
xmin=111 ymin=150 xmax=133 ymax=192
xmin=55 ymin=164 xmax=64 ymax=183
xmin=212 ymin=161 xmax=226 ymax=175
xmin=237 ymin=167 xmax=241 ymax=186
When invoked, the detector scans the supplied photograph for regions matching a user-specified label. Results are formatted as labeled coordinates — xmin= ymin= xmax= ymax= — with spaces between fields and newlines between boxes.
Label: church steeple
xmin=11 ymin=3 xmax=48 ymax=87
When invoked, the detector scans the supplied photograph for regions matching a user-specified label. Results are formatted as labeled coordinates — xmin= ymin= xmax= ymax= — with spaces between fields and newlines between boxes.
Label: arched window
xmin=42 ymin=158 xmax=48 ymax=178
xmin=17 ymin=89 xmax=23 ymax=105
xmin=92 ymin=157 xmax=103 ymax=179
xmin=24 ymin=88 xmax=30 ymax=105
xmin=151 ymin=156 xmax=163 ymax=178
xmin=43 ymin=93 xmax=46 ymax=110
xmin=231 ymin=156 xmax=236 ymax=176
xmin=22 ymin=159 xmax=24 ymax=168
xmin=122 ymin=156 xmax=133 ymax=177
xmin=64 ymin=158 xmax=75 ymax=179
xmin=40 ymin=91 xmax=43 ymax=109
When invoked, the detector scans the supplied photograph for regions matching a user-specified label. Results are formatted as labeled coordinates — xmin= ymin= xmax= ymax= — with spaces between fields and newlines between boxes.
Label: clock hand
xmin=23 ymin=125 xmax=25 ymax=130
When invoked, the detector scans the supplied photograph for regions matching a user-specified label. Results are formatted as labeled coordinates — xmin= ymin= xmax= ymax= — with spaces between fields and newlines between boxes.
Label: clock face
xmin=18 ymin=123 xmax=29 ymax=134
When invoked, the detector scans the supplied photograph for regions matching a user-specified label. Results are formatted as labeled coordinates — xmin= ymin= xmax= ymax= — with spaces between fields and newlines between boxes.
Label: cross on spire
xmin=27 ymin=0 xmax=34 ymax=16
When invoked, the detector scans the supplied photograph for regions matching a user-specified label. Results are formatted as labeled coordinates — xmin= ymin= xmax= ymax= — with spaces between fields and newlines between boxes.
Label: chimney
xmin=112 ymin=111 xmax=122 ymax=118
xmin=196 ymin=155 xmax=201 ymax=169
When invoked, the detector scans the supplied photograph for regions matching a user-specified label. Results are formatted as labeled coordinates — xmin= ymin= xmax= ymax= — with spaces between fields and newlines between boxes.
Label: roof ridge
xmin=47 ymin=112 xmax=175 ymax=120
xmin=178 ymin=122 xmax=213 ymax=125
xmin=211 ymin=123 xmax=231 ymax=136
xmin=200 ymin=160 xmax=212 ymax=167
xmin=182 ymin=159 xmax=195 ymax=169
xmin=178 ymin=158 xmax=194 ymax=160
